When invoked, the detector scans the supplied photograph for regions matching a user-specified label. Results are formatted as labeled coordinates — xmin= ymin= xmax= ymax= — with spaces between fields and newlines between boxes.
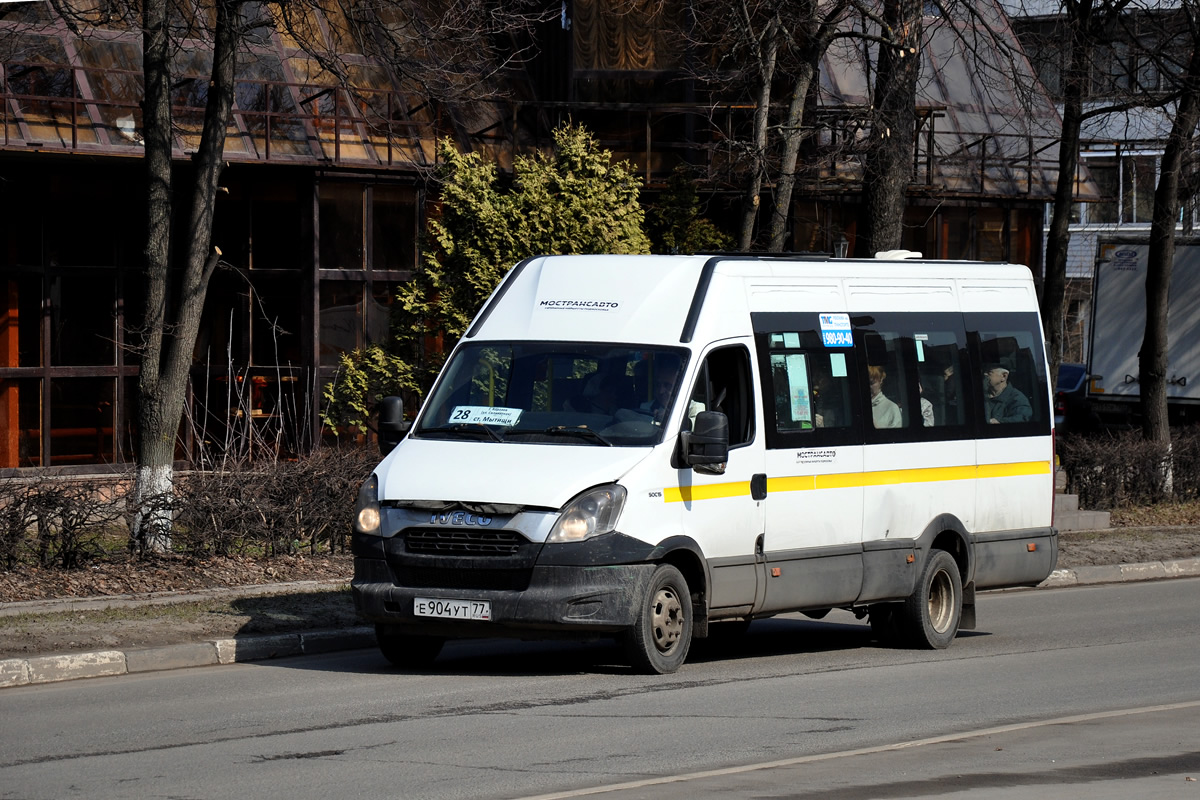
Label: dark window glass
xmin=319 ymin=281 xmax=364 ymax=365
xmin=118 ymin=376 xmax=139 ymax=465
xmin=251 ymin=275 xmax=302 ymax=366
xmin=689 ymin=345 xmax=754 ymax=446
xmin=48 ymin=377 xmax=114 ymax=466
xmin=0 ymin=377 xmax=41 ymax=467
xmin=251 ymin=188 xmax=305 ymax=269
xmin=1122 ymin=155 xmax=1156 ymax=224
xmin=366 ymin=281 xmax=397 ymax=346
xmin=372 ymin=185 xmax=417 ymax=271
xmin=753 ymin=312 xmax=863 ymax=449
xmin=418 ymin=342 xmax=689 ymax=447
xmin=856 ymin=313 xmax=973 ymax=443
xmin=319 ymin=183 xmax=364 ymax=269
xmin=968 ymin=312 xmax=1050 ymax=435
xmin=765 ymin=331 xmax=855 ymax=434
xmin=2 ymin=273 xmax=43 ymax=367
xmin=193 ymin=269 xmax=250 ymax=366
xmin=50 ymin=272 xmax=115 ymax=366
xmin=1086 ymin=157 xmax=1119 ymax=223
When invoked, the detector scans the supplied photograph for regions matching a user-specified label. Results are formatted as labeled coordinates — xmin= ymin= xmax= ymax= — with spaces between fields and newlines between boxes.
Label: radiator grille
xmin=392 ymin=566 xmax=531 ymax=591
xmin=404 ymin=528 xmax=526 ymax=557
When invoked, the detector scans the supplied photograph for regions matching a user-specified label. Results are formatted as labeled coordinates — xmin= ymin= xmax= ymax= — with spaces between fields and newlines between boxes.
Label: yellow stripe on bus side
xmin=978 ymin=460 xmax=1053 ymax=479
xmin=664 ymin=481 xmax=753 ymax=503
xmin=663 ymin=461 xmax=1051 ymax=502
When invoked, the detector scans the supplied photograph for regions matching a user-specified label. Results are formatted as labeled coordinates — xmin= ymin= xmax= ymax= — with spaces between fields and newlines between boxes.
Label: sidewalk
xmin=3 ymin=556 xmax=1200 ymax=690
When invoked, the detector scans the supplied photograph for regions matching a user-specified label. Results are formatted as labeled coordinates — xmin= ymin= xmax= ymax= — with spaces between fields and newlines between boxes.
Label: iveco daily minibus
xmin=350 ymin=253 xmax=1058 ymax=673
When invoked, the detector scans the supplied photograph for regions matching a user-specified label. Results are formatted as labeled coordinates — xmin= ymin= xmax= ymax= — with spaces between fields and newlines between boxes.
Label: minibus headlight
xmin=548 ymin=485 xmax=627 ymax=543
xmin=354 ymin=474 xmax=382 ymax=536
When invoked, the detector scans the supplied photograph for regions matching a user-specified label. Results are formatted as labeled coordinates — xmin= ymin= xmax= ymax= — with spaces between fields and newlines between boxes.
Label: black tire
xmin=625 ymin=564 xmax=693 ymax=674
xmin=900 ymin=549 xmax=963 ymax=649
xmin=376 ymin=624 xmax=444 ymax=669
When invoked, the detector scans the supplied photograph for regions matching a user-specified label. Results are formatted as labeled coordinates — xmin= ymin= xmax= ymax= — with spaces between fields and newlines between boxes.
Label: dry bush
xmin=170 ymin=446 xmax=377 ymax=558
xmin=1 ymin=446 xmax=378 ymax=569
xmin=1058 ymin=427 xmax=1200 ymax=509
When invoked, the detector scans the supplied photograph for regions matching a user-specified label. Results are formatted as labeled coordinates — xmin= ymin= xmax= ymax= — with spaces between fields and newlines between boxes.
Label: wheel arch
xmin=917 ymin=513 xmax=972 ymax=584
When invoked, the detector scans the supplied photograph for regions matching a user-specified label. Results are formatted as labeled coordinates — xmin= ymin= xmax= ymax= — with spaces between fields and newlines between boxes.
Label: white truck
xmin=1087 ymin=238 xmax=1200 ymax=428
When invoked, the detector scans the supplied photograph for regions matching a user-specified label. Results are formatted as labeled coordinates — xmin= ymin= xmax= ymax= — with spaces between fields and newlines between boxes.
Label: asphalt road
xmin=2 ymin=578 xmax=1199 ymax=800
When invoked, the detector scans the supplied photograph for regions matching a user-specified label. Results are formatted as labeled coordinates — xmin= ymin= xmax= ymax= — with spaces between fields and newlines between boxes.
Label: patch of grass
xmin=0 ymin=588 xmax=353 ymax=631
xmin=1110 ymin=500 xmax=1200 ymax=528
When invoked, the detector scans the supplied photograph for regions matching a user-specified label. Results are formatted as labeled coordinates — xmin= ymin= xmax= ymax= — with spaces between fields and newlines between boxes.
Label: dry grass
xmin=1110 ymin=500 xmax=1200 ymax=528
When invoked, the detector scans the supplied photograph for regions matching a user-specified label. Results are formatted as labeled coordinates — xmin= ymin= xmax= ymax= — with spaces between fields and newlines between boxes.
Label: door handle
xmin=751 ymin=473 xmax=767 ymax=500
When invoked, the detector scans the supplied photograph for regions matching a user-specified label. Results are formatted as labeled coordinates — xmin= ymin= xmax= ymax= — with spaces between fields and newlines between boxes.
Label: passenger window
xmin=688 ymin=346 xmax=754 ymax=447
xmin=766 ymin=333 xmax=854 ymax=434
xmin=977 ymin=329 xmax=1045 ymax=426
xmin=861 ymin=332 xmax=908 ymax=430
xmin=912 ymin=330 xmax=966 ymax=428
xmin=856 ymin=314 xmax=971 ymax=440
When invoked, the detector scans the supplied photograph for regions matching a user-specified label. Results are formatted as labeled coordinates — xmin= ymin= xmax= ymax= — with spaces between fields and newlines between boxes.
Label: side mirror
xmin=377 ymin=396 xmax=411 ymax=455
xmin=680 ymin=410 xmax=729 ymax=475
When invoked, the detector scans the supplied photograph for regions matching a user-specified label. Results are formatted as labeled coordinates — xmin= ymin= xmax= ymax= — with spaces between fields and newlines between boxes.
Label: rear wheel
xmin=625 ymin=564 xmax=692 ymax=674
xmin=376 ymin=624 xmax=444 ymax=669
xmin=901 ymin=549 xmax=962 ymax=649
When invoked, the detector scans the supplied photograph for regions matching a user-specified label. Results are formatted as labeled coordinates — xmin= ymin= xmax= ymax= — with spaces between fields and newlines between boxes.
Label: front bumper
xmin=352 ymin=557 xmax=655 ymax=638
xmin=351 ymin=528 xmax=660 ymax=639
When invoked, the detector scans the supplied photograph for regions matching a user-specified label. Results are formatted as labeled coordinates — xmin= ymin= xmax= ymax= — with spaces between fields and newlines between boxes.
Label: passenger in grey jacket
xmin=984 ymin=364 xmax=1032 ymax=423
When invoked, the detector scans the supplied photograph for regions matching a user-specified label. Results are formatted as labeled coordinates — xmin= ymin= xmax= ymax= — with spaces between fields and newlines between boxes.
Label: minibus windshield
xmin=415 ymin=342 xmax=689 ymax=446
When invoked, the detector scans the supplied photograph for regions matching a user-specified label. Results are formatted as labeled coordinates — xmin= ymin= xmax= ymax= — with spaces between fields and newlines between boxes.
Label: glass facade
xmin=0 ymin=161 xmax=421 ymax=472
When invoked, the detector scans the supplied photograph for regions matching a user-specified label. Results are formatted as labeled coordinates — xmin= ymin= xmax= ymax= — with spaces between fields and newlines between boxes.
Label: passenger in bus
xmin=918 ymin=379 xmax=934 ymax=427
xmin=868 ymin=365 xmax=902 ymax=428
xmin=812 ymin=366 xmax=838 ymax=427
xmin=983 ymin=364 xmax=1032 ymax=423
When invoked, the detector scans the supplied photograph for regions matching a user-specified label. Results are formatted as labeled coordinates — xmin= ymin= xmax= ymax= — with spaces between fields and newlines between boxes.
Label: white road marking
xmin=515 ymin=699 xmax=1200 ymax=799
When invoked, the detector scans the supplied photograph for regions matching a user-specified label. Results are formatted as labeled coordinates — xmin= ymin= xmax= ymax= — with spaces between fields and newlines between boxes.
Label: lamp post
xmin=834 ymin=234 xmax=849 ymax=259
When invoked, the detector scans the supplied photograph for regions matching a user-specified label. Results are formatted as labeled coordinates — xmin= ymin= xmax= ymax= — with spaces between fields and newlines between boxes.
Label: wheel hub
xmin=650 ymin=586 xmax=684 ymax=653
xmin=927 ymin=568 xmax=955 ymax=634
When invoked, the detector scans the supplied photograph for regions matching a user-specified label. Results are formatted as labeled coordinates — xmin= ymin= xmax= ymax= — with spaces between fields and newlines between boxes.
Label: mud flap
xmin=960 ymin=581 xmax=977 ymax=630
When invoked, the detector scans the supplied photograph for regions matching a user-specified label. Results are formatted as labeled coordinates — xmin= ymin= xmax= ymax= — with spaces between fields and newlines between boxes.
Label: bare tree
xmin=856 ymin=0 xmax=922 ymax=256
xmin=1142 ymin=3 xmax=1200 ymax=447
xmin=27 ymin=0 xmax=544 ymax=551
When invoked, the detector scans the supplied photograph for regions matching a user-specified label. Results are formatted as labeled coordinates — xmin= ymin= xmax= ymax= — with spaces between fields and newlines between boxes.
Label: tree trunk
xmin=133 ymin=0 xmax=242 ymax=553
xmin=858 ymin=0 xmax=922 ymax=257
xmin=1140 ymin=26 xmax=1200 ymax=449
xmin=1042 ymin=14 xmax=1091 ymax=395
xmin=768 ymin=62 xmax=817 ymax=252
xmin=737 ymin=15 xmax=780 ymax=252
xmin=132 ymin=0 xmax=177 ymax=553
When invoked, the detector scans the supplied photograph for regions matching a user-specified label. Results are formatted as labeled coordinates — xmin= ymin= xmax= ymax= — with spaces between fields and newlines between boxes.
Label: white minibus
xmin=351 ymin=254 xmax=1057 ymax=673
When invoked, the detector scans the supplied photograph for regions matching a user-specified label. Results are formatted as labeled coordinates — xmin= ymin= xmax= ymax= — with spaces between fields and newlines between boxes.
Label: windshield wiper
xmin=419 ymin=424 xmax=505 ymax=443
xmin=541 ymin=426 xmax=612 ymax=446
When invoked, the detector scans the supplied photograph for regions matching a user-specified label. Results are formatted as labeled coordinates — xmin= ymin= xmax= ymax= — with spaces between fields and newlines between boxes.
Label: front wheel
xmin=901 ymin=549 xmax=963 ymax=649
xmin=376 ymin=624 xmax=444 ymax=669
xmin=625 ymin=564 xmax=693 ymax=674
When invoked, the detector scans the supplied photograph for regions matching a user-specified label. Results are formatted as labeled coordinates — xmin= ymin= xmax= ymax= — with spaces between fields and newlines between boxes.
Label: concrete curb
xmin=3 ymin=556 xmax=1200 ymax=690
xmin=0 ymin=627 xmax=374 ymax=689
xmin=1039 ymin=556 xmax=1200 ymax=587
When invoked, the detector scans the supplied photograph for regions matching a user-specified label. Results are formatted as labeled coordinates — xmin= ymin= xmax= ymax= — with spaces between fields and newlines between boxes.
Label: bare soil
xmin=2 ymin=529 xmax=1199 ymax=661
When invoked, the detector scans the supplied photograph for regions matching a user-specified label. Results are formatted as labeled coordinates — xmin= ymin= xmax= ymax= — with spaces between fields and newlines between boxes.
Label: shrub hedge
xmin=0 ymin=446 xmax=377 ymax=569
xmin=1058 ymin=427 xmax=1200 ymax=509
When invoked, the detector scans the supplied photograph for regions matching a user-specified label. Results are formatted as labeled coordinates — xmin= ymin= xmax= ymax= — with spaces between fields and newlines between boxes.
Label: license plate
xmin=414 ymin=597 xmax=491 ymax=621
